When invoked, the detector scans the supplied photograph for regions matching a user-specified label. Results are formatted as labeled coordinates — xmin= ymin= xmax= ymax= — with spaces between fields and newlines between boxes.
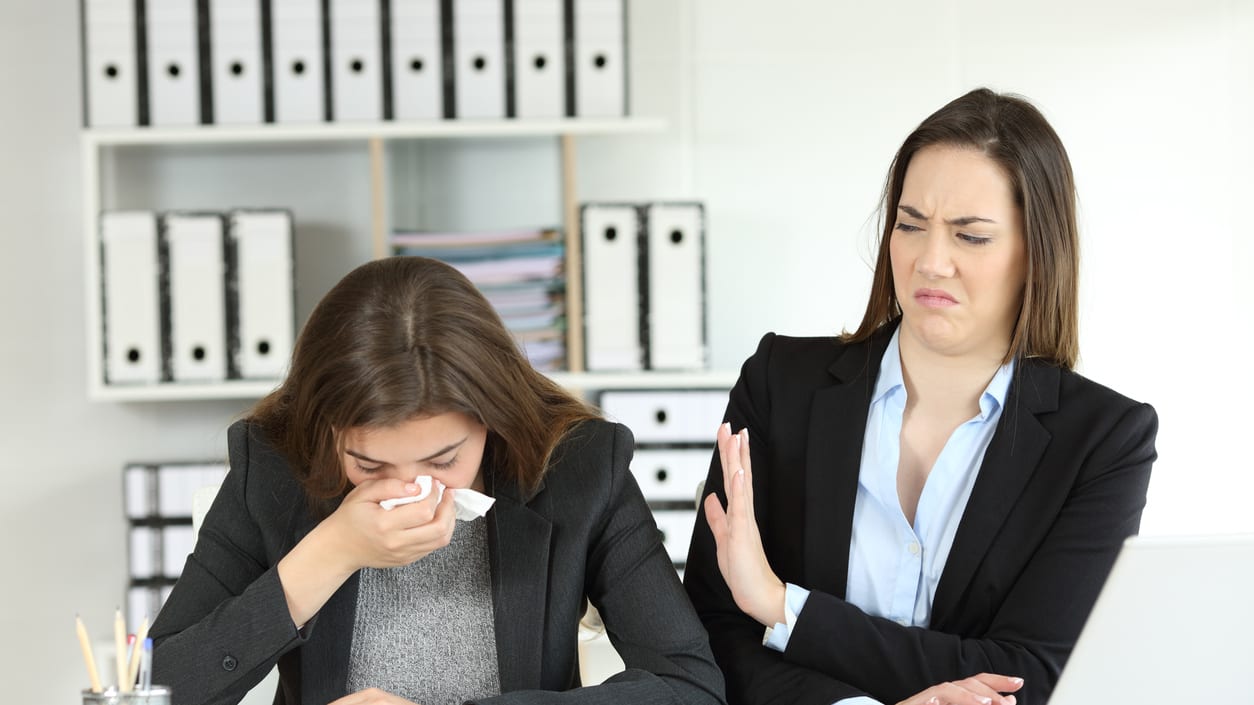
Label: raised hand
xmin=703 ymin=422 xmax=786 ymax=627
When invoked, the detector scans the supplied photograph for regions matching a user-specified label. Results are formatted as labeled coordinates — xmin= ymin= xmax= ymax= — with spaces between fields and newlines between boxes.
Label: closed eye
xmin=354 ymin=461 xmax=384 ymax=474
xmin=957 ymin=232 xmax=992 ymax=245
xmin=894 ymin=222 xmax=923 ymax=233
xmin=430 ymin=456 xmax=458 ymax=471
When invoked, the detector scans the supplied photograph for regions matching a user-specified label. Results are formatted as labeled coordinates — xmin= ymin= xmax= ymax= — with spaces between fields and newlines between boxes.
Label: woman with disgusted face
xmin=684 ymin=89 xmax=1157 ymax=705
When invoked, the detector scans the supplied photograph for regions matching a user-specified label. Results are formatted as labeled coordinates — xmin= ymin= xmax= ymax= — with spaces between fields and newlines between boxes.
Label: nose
xmin=916 ymin=230 xmax=956 ymax=279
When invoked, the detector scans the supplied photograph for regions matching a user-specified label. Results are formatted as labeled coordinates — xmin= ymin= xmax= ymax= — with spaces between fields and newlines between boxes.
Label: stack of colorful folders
xmin=391 ymin=228 xmax=567 ymax=371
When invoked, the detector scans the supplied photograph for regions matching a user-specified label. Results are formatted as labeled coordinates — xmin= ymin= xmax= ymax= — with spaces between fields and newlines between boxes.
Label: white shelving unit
xmin=82 ymin=117 xmax=741 ymax=403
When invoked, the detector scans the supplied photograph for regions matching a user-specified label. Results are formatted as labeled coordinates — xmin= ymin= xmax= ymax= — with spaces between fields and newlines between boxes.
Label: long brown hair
xmin=250 ymin=256 xmax=600 ymax=515
xmin=845 ymin=87 xmax=1080 ymax=369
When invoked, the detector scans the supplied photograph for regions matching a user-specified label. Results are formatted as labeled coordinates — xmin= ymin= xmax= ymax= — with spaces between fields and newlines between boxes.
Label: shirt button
xmin=221 ymin=655 xmax=238 ymax=672
xmin=908 ymin=541 xmax=921 ymax=556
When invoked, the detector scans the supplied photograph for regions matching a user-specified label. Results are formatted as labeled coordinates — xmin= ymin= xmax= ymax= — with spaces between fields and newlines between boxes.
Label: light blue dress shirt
xmin=762 ymin=328 xmax=1015 ymax=705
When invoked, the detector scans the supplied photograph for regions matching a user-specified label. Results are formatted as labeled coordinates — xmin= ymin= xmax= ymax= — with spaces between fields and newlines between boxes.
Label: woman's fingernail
xmin=978 ymin=698 xmax=992 ymax=705
xmin=405 ymin=483 xmax=419 ymax=493
xmin=1010 ymin=677 xmax=1023 ymax=686
xmin=926 ymin=698 xmax=939 ymax=705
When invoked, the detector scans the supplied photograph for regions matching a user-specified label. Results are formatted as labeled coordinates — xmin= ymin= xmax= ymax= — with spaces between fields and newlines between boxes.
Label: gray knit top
xmin=346 ymin=517 xmax=502 ymax=705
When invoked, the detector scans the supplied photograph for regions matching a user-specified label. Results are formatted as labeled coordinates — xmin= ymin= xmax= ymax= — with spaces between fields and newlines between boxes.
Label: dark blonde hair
xmin=845 ymin=87 xmax=1080 ymax=369
xmin=251 ymin=256 xmax=599 ymax=516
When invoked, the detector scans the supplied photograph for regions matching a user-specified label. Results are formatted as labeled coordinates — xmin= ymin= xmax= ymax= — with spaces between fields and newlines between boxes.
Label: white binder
xmin=82 ymin=0 xmax=139 ymax=126
xmin=653 ymin=509 xmax=697 ymax=564
xmin=272 ymin=0 xmax=325 ymax=123
xmin=163 ymin=213 xmax=228 ymax=382
xmin=146 ymin=0 xmax=201 ymax=126
xmin=573 ymin=0 xmax=625 ymax=117
xmin=129 ymin=526 xmax=157 ymax=579
xmin=512 ymin=0 xmax=565 ymax=118
xmin=645 ymin=203 xmax=706 ymax=370
xmin=101 ymin=212 xmax=162 ymax=385
xmin=228 ymin=210 xmax=294 ymax=380
xmin=209 ymin=0 xmax=264 ymax=124
xmin=599 ymin=389 xmax=729 ymax=443
xmin=581 ymin=204 xmax=642 ymax=371
xmin=329 ymin=0 xmax=384 ymax=121
xmin=453 ymin=0 xmax=506 ymax=118
xmin=161 ymin=525 xmax=197 ymax=578
xmin=391 ymin=0 xmax=443 ymax=120
xmin=631 ymin=448 xmax=712 ymax=502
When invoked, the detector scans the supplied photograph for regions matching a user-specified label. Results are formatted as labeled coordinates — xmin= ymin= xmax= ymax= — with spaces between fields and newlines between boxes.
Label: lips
xmin=914 ymin=288 xmax=958 ymax=307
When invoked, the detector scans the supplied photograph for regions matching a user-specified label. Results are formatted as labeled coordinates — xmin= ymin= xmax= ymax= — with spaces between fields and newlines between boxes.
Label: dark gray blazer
xmin=684 ymin=327 xmax=1158 ymax=705
xmin=151 ymin=419 xmax=725 ymax=705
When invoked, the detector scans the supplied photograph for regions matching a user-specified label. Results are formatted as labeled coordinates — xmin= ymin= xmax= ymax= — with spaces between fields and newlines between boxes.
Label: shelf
xmin=88 ymin=371 xmax=737 ymax=402
xmin=546 ymin=370 xmax=738 ymax=391
xmin=89 ymin=379 xmax=281 ymax=402
xmin=82 ymin=117 xmax=667 ymax=147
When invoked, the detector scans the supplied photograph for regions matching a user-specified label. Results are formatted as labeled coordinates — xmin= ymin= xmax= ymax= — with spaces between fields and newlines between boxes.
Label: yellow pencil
xmin=125 ymin=616 xmax=149 ymax=691
xmin=75 ymin=615 xmax=102 ymax=693
xmin=114 ymin=608 xmax=127 ymax=692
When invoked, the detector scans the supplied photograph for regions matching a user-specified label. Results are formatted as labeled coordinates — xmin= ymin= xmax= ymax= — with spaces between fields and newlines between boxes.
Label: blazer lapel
xmin=930 ymin=361 xmax=1059 ymax=626
xmin=487 ymin=473 xmax=552 ymax=692
xmin=803 ymin=329 xmax=892 ymax=597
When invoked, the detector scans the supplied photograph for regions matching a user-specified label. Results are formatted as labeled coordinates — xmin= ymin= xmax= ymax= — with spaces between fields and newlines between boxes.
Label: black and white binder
xmin=100 ymin=211 xmax=162 ymax=385
xmin=271 ymin=0 xmax=326 ymax=123
xmin=644 ymin=202 xmax=706 ymax=370
xmin=391 ymin=0 xmax=444 ymax=120
xmin=82 ymin=0 xmax=143 ymax=126
xmin=329 ymin=0 xmax=385 ymax=121
xmin=146 ymin=0 xmax=202 ymax=125
xmin=512 ymin=0 xmax=565 ymax=118
xmin=208 ymin=0 xmax=265 ymax=124
xmin=161 ymin=213 xmax=229 ymax=382
xmin=226 ymin=209 xmax=294 ymax=380
xmin=581 ymin=203 xmax=643 ymax=371
xmin=452 ymin=0 xmax=507 ymax=118
xmin=571 ymin=0 xmax=625 ymax=117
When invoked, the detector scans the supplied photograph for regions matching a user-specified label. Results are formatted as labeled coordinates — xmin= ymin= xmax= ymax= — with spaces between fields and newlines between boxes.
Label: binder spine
xmin=634 ymin=204 xmax=650 ymax=369
xmin=98 ymin=232 xmax=111 ymax=382
xmin=224 ymin=214 xmax=242 ymax=379
xmin=320 ymin=0 xmax=333 ymax=120
xmin=562 ymin=0 xmax=574 ymax=116
xmin=196 ymin=0 xmax=214 ymax=123
xmin=503 ymin=0 xmax=516 ymax=117
xmin=260 ymin=0 xmax=275 ymax=122
xmin=79 ymin=0 xmax=89 ymax=127
xmin=380 ymin=0 xmax=394 ymax=120
xmin=157 ymin=217 xmax=174 ymax=382
xmin=135 ymin=0 xmax=151 ymax=125
xmin=440 ymin=0 xmax=455 ymax=118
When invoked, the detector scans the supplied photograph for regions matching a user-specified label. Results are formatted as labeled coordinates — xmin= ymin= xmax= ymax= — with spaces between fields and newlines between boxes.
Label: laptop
xmin=1048 ymin=533 xmax=1254 ymax=704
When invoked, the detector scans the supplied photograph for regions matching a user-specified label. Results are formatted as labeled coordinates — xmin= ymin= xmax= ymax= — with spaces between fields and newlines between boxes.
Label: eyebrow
xmin=345 ymin=436 xmax=468 ymax=465
xmin=898 ymin=204 xmax=997 ymax=226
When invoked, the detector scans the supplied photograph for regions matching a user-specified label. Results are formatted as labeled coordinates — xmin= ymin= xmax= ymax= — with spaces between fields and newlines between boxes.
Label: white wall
xmin=1 ymin=1 xmax=1250 ymax=702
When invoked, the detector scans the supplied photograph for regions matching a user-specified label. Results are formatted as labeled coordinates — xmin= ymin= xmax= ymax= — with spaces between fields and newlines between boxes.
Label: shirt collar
xmin=872 ymin=327 xmax=1016 ymax=420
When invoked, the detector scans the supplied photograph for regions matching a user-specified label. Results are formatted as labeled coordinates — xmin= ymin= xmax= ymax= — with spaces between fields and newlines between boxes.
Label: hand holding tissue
xmin=380 ymin=475 xmax=496 ymax=520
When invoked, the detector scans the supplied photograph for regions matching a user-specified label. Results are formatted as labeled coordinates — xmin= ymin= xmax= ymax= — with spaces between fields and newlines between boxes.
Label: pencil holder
xmin=81 ymin=687 xmax=171 ymax=705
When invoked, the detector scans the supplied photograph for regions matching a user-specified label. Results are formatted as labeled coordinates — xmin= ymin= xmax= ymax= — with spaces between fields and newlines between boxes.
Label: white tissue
xmin=379 ymin=475 xmax=496 ymax=521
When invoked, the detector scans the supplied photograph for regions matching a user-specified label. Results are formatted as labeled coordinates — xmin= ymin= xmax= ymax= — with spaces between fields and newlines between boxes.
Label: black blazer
xmin=683 ymin=327 xmax=1157 ymax=705
xmin=151 ymin=419 xmax=726 ymax=705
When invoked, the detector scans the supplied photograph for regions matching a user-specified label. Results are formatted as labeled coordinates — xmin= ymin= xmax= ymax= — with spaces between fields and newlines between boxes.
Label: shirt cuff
xmin=761 ymin=583 xmax=810 ymax=652
xmin=834 ymin=698 xmax=884 ymax=705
